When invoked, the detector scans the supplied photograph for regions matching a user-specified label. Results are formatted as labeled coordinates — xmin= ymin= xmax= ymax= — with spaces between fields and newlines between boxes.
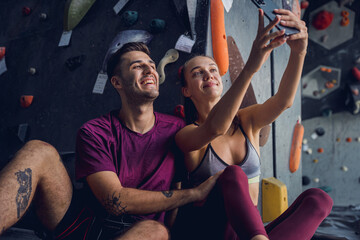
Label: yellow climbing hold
xmin=262 ymin=177 xmax=288 ymax=223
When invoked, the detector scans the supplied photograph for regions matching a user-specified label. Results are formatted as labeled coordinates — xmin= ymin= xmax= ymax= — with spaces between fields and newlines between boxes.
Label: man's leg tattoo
xmin=15 ymin=168 xmax=32 ymax=219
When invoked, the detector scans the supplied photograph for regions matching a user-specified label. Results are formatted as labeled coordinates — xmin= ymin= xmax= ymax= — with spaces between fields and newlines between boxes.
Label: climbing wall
xmin=300 ymin=0 xmax=360 ymax=206
xmin=0 ymin=0 xmax=207 ymax=167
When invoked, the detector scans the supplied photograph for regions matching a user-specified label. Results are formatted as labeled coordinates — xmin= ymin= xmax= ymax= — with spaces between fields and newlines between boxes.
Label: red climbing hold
xmin=174 ymin=104 xmax=185 ymax=119
xmin=312 ymin=10 xmax=334 ymax=30
xmin=0 ymin=47 xmax=5 ymax=60
xmin=352 ymin=66 xmax=360 ymax=82
xmin=300 ymin=1 xmax=309 ymax=9
xmin=22 ymin=7 xmax=32 ymax=16
xmin=20 ymin=95 xmax=34 ymax=108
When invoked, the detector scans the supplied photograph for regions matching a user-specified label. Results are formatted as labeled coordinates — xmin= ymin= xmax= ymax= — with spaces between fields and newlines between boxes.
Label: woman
xmin=174 ymin=9 xmax=333 ymax=240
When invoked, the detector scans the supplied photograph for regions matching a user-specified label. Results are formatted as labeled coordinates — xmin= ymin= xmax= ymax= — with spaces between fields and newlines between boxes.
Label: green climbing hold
xmin=149 ymin=19 xmax=166 ymax=33
xmin=122 ymin=11 xmax=138 ymax=26
xmin=318 ymin=186 xmax=332 ymax=193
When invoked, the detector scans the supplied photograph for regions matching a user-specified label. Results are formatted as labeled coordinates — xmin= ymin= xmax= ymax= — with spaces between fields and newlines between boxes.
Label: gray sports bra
xmin=189 ymin=124 xmax=261 ymax=186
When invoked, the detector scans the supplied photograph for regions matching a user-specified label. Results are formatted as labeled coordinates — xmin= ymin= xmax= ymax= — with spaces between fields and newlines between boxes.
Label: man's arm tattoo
xmin=103 ymin=192 xmax=128 ymax=215
xmin=15 ymin=168 xmax=32 ymax=219
xmin=162 ymin=191 xmax=173 ymax=198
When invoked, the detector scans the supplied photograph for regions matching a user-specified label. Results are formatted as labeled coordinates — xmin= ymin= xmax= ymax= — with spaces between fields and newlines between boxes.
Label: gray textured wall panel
xmin=302 ymin=112 xmax=360 ymax=206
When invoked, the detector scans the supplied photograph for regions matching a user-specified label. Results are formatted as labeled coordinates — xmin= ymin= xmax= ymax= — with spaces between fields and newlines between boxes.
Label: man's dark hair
xmin=107 ymin=42 xmax=150 ymax=79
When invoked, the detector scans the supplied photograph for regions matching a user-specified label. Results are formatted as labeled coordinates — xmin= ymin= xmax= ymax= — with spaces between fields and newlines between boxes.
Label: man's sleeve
xmin=75 ymin=127 xmax=116 ymax=181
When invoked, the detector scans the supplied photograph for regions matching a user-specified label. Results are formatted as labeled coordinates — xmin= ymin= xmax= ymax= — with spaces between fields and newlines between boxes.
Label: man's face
xmin=114 ymin=51 xmax=159 ymax=103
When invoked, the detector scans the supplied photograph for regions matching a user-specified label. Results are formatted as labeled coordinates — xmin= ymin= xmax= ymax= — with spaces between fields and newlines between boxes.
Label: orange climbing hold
xmin=289 ymin=120 xmax=304 ymax=173
xmin=317 ymin=148 xmax=324 ymax=153
xmin=211 ymin=0 xmax=229 ymax=76
xmin=0 ymin=47 xmax=5 ymax=60
xmin=20 ymin=95 xmax=34 ymax=108
xmin=341 ymin=16 xmax=349 ymax=26
xmin=341 ymin=10 xmax=349 ymax=17
xmin=325 ymin=81 xmax=334 ymax=89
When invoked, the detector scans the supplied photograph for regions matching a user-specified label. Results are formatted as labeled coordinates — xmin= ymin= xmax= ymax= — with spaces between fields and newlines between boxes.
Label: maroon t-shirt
xmin=75 ymin=110 xmax=185 ymax=223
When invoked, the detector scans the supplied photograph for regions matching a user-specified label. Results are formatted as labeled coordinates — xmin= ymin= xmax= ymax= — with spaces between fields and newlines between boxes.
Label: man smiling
xmin=0 ymin=42 xmax=220 ymax=240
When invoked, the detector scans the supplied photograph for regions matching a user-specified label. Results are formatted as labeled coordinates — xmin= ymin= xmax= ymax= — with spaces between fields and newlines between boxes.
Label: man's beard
xmin=123 ymin=86 xmax=159 ymax=105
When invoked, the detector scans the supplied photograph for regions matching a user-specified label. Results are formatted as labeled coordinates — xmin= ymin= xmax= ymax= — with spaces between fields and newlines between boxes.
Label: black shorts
xmin=51 ymin=188 xmax=137 ymax=240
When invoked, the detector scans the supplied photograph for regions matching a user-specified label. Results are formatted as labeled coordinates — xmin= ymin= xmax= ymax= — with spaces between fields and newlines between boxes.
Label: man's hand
xmin=274 ymin=9 xmax=308 ymax=55
xmin=193 ymin=170 xmax=223 ymax=203
xmin=245 ymin=9 xmax=288 ymax=74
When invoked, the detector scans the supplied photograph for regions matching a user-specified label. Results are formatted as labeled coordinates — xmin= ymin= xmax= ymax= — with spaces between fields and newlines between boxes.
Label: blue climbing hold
xmin=149 ymin=19 xmax=166 ymax=33
xmin=122 ymin=11 xmax=138 ymax=26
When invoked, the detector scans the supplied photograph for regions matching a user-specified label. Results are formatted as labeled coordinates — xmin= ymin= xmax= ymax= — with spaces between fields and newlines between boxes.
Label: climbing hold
xmin=303 ymin=83 xmax=307 ymax=89
xmin=341 ymin=166 xmax=349 ymax=172
xmin=352 ymin=67 xmax=360 ymax=82
xmin=312 ymin=10 xmax=334 ymax=30
xmin=20 ymin=95 xmax=34 ymax=108
xmin=313 ymin=90 xmax=318 ymax=97
xmin=0 ymin=47 xmax=5 ymax=60
xmin=336 ymin=137 xmax=341 ymax=142
xmin=341 ymin=10 xmax=349 ymax=17
xmin=313 ymin=159 xmax=319 ymax=163
xmin=302 ymin=144 xmax=309 ymax=152
xmin=311 ymin=132 xmax=318 ymax=140
xmin=22 ymin=7 xmax=32 ymax=16
xmin=356 ymin=137 xmax=360 ymax=142
xmin=317 ymin=148 xmax=324 ymax=153
xmin=320 ymin=67 xmax=328 ymax=72
xmin=351 ymin=88 xmax=359 ymax=96
xmin=315 ymin=127 xmax=325 ymax=136
xmin=325 ymin=81 xmax=334 ymax=89
xmin=302 ymin=176 xmax=311 ymax=186
xmin=322 ymin=108 xmax=332 ymax=117
xmin=17 ymin=123 xmax=29 ymax=143
xmin=320 ymin=34 xmax=328 ymax=43
xmin=303 ymin=138 xmax=308 ymax=144
xmin=157 ymin=49 xmax=179 ymax=84
xmin=332 ymin=79 xmax=337 ymax=84
xmin=300 ymin=1 xmax=309 ymax=9
xmin=346 ymin=137 xmax=352 ymax=142
xmin=313 ymin=178 xmax=320 ymax=183
xmin=289 ymin=119 xmax=304 ymax=173
xmin=28 ymin=67 xmax=37 ymax=75
xmin=121 ymin=11 xmax=138 ymax=26
xmin=149 ymin=19 xmax=166 ymax=33
xmin=306 ymin=148 xmax=312 ymax=155
xmin=318 ymin=186 xmax=332 ymax=193
xmin=39 ymin=13 xmax=47 ymax=20
xmin=174 ymin=105 xmax=185 ymax=119
xmin=65 ymin=55 xmax=85 ymax=71
xmin=64 ymin=0 xmax=97 ymax=31
xmin=341 ymin=16 xmax=350 ymax=26
xmin=262 ymin=177 xmax=288 ymax=223
xmin=320 ymin=89 xmax=326 ymax=94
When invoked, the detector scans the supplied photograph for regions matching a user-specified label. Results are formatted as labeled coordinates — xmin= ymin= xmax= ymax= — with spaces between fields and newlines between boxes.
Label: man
xmin=0 ymin=42 xmax=221 ymax=239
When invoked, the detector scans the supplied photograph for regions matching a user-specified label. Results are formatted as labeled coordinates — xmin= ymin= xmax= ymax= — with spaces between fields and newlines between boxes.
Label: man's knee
xmin=20 ymin=140 xmax=60 ymax=164
xmin=130 ymin=220 xmax=169 ymax=240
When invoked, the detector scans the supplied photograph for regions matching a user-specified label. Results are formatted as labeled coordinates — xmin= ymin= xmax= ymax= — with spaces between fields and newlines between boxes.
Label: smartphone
xmin=251 ymin=0 xmax=299 ymax=36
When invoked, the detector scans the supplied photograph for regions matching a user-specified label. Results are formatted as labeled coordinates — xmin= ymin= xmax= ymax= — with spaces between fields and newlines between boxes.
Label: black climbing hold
xmin=302 ymin=176 xmax=311 ymax=186
xmin=315 ymin=127 xmax=325 ymax=136
xmin=65 ymin=55 xmax=85 ymax=71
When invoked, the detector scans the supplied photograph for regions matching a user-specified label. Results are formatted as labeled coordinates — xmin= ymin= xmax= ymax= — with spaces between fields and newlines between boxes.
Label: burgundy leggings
xmin=217 ymin=165 xmax=333 ymax=240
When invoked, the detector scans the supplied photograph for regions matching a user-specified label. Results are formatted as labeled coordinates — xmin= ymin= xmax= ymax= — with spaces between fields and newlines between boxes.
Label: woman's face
xmin=182 ymin=56 xmax=223 ymax=100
